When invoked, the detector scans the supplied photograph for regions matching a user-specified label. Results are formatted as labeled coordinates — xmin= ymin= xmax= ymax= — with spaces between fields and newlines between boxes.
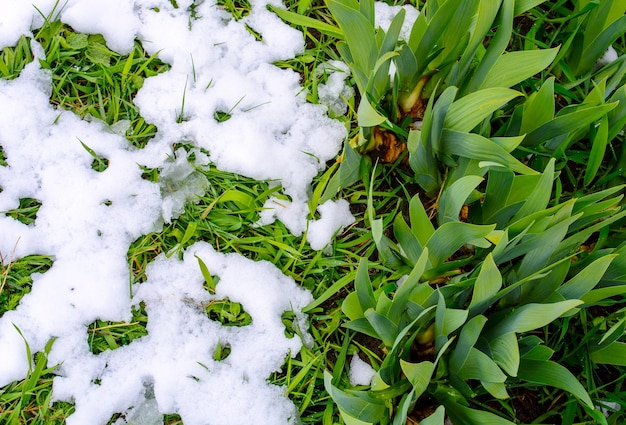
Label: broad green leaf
xmin=480 ymin=47 xmax=559 ymax=90
xmin=413 ymin=0 xmax=472 ymax=77
xmin=520 ymin=77 xmax=555 ymax=134
xmin=394 ymin=213 xmax=423 ymax=265
xmin=409 ymin=193 xmax=435 ymax=246
xmin=599 ymin=316 xmax=626 ymax=346
xmin=456 ymin=347 xmax=506 ymax=383
xmin=482 ymin=169 xmax=515 ymax=224
xmin=435 ymin=0 xmax=479 ymax=70
xmin=522 ymin=103 xmax=617 ymax=146
xmin=343 ymin=291 xmax=364 ymax=320
xmin=438 ymin=175 xmax=483 ymax=225
xmin=608 ymin=85 xmax=626 ymax=140
xmin=513 ymin=0 xmax=547 ymax=15
xmin=482 ymin=381 xmax=509 ymax=399
xmin=521 ymin=343 xmax=554 ymax=362
xmin=339 ymin=410 xmax=373 ymax=425
xmin=373 ymin=217 xmax=402 ymax=267
xmin=457 ymin=0 xmax=503 ymax=84
xmin=344 ymin=317 xmax=378 ymax=339
xmin=324 ymin=371 xmax=386 ymax=423
xmin=584 ymin=115 xmax=609 ymax=186
xmin=388 ymin=248 xmax=430 ymax=324
xmin=463 ymin=0 xmax=513 ymax=94
xmin=511 ymin=158 xmax=555 ymax=222
xmin=426 ymin=222 xmax=497 ymax=266
xmin=356 ymin=257 xmax=376 ymax=312
xmin=558 ymin=255 xmax=617 ymax=300
xmin=576 ymin=15 xmax=626 ymax=74
xmin=441 ymin=308 xmax=469 ymax=337
xmin=581 ymin=285 xmax=626 ymax=305
xmin=591 ymin=341 xmax=626 ymax=366
xmin=441 ymin=129 xmax=538 ymax=175
xmin=392 ymin=390 xmax=416 ymax=425
xmin=445 ymin=88 xmax=521 ymax=132
xmin=328 ymin=0 xmax=377 ymax=73
xmin=268 ymin=6 xmax=343 ymax=38
xmin=365 ymin=309 xmax=399 ymax=348
xmin=450 ymin=315 xmax=488 ymax=372
xmin=469 ymin=254 xmax=502 ymax=315
xmin=400 ymin=360 xmax=434 ymax=396
xmin=489 ymin=332 xmax=519 ymax=377
xmin=430 ymin=86 xmax=458 ymax=153
xmin=445 ymin=400 xmax=516 ymax=425
xmin=420 ymin=406 xmax=446 ymax=425
xmin=518 ymin=359 xmax=593 ymax=407
xmin=487 ymin=300 xmax=582 ymax=338
xmin=357 ymin=98 xmax=387 ymax=127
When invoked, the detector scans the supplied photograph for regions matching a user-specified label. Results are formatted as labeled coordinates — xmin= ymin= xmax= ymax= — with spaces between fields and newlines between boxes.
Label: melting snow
xmin=0 ymin=0 xmax=350 ymax=424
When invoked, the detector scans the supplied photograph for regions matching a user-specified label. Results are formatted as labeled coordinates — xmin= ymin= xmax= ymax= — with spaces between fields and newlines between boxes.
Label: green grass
xmin=1 ymin=0 xmax=626 ymax=424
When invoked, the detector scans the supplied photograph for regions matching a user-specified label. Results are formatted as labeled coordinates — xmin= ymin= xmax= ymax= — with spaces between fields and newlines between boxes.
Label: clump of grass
xmin=88 ymin=303 xmax=149 ymax=355
xmin=0 ymin=253 xmax=53 ymax=316
xmin=33 ymin=20 xmax=169 ymax=148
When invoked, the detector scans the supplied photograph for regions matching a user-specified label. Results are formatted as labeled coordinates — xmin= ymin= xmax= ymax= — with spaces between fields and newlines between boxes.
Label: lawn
xmin=0 ymin=0 xmax=625 ymax=424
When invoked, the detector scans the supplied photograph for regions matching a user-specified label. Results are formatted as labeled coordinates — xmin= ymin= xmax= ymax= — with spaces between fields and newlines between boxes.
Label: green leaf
xmin=441 ymin=129 xmax=538 ymax=175
xmin=511 ymin=158 xmax=554 ymax=222
xmin=518 ymin=359 xmax=593 ymax=408
xmin=356 ymin=257 xmax=376 ymax=312
xmin=591 ymin=341 xmax=626 ymax=366
xmin=430 ymin=86 xmax=458 ymax=153
xmin=268 ymin=5 xmax=343 ymax=38
xmin=445 ymin=400 xmax=516 ymax=425
xmin=445 ymin=88 xmax=521 ymax=132
xmin=522 ymin=103 xmax=617 ymax=147
xmin=438 ymin=175 xmax=483 ymax=225
xmin=520 ymin=77 xmax=555 ymax=134
xmin=513 ymin=0 xmax=547 ymax=15
xmin=357 ymin=97 xmax=387 ymax=127
xmin=388 ymin=248 xmax=430 ymax=324
xmin=487 ymin=300 xmax=582 ymax=338
xmin=469 ymin=254 xmax=502 ymax=315
xmin=489 ymin=332 xmax=519 ymax=377
xmin=558 ymin=255 xmax=617 ymax=300
xmin=365 ymin=309 xmax=399 ymax=348
xmin=463 ymin=0 xmax=513 ymax=94
xmin=584 ymin=114 xmax=610 ymax=186
xmin=400 ymin=360 xmax=435 ymax=397
xmin=410 ymin=194 xmax=435 ymax=246
xmin=575 ymin=15 xmax=626 ymax=74
xmin=328 ymin=0 xmax=377 ymax=74
xmin=457 ymin=0 xmax=503 ymax=85
xmin=195 ymin=255 xmax=216 ymax=293
xmin=450 ymin=315 xmax=488 ymax=372
xmin=324 ymin=371 xmax=387 ymax=423
xmin=393 ymin=213 xmax=423 ymax=265
xmin=479 ymin=47 xmax=559 ymax=90
xmin=426 ymin=222 xmax=496 ymax=266
xmin=420 ymin=405 xmax=446 ymax=425
xmin=456 ymin=347 xmax=507 ymax=382
xmin=481 ymin=381 xmax=509 ymax=399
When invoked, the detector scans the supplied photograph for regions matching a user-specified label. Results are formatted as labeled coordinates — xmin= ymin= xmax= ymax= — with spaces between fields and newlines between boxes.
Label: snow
xmin=317 ymin=60 xmax=354 ymax=116
xmin=0 ymin=1 xmax=352 ymax=424
xmin=307 ymin=199 xmax=355 ymax=251
xmin=374 ymin=2 xmax=420 ymax=41
xmin=348 ymin=354 xmax=376 ymax=387
xmin=597 ymin=45 xmax=619 ymax=67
